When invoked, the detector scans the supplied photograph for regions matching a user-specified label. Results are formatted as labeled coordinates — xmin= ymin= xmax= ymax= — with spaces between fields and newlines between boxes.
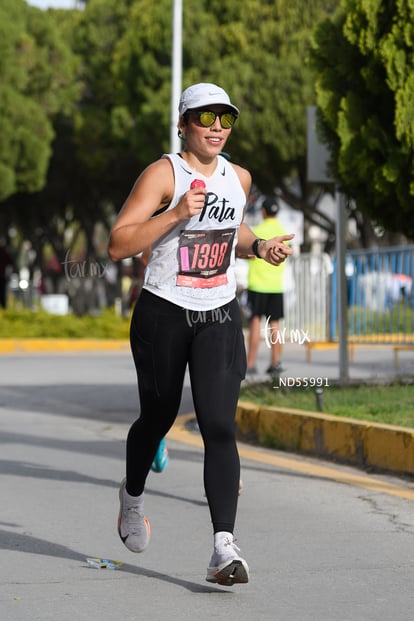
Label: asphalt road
xmin=0 ymin=352 xmax=194 ymax=424
xmin=1 ymin=351 xmax=414 ymax=621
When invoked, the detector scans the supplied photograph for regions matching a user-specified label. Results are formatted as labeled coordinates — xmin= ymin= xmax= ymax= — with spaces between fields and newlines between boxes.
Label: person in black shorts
xmin=246 ymin=196 xmax=287 ymax=376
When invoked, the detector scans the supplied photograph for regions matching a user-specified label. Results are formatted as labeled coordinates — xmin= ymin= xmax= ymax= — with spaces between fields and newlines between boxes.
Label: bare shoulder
xmin=229 ymin=162 xmax=252 ymax=196
xmin=140 ymin=157 xmax=174 ymax=187
xmin=131 ymin=156 xmax=175 ymax=204
xmin=115 ymin=156 xmax=175 ymax=223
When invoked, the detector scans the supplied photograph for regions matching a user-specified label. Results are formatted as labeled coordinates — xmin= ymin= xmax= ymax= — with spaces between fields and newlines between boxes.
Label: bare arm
xmin=108 ymin=158 xmax=208 ymax=262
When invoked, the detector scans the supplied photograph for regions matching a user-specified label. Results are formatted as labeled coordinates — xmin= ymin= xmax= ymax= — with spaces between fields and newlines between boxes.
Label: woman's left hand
xmin=261 ymin=234 xmax=295 ymax=265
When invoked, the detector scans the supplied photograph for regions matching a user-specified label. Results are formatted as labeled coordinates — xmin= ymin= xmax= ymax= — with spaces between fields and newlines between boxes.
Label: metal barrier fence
xmin=330 ymin=245 xmax=414 ymax=344
xmin=282 ymin=253 xmax=331 ymax=342
xmin=235 ymin=245 xmax=414 ymax=346
xmin=236 ymin=253 xmax=331 ymax=342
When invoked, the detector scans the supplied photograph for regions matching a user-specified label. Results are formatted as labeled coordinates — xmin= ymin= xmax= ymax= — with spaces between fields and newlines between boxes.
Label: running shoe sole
xmin=206 ymin=559 xmax=249 ymax=586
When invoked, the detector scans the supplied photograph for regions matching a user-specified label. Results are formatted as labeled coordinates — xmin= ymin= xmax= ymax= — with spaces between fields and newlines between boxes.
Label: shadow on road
xmin=0 ymin=529 xmax=227 ymax=594
xmin=0 ymin=383 xmax=194 ymax=423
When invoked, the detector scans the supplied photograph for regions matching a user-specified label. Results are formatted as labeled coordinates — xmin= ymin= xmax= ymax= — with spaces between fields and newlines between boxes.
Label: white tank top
xmin=143 ymin=152 xmax=246 ymax=310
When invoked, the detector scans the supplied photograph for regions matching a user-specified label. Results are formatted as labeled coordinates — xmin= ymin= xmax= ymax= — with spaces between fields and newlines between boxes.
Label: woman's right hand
xmin=174 ymin=185 xmax=207 ymax=221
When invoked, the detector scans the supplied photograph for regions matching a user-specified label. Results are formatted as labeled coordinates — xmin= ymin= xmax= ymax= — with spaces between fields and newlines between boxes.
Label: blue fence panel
xmin=330 ymin=245 xmax=414 ymax=344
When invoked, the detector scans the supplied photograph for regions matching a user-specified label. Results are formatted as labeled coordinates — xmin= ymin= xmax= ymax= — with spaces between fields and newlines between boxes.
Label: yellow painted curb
xmin=0 ymin=338 xmax=130 ymax=354
xmin=365 ymin=425 xmax=414 ymax=474
xmin=170 ymin=413 xmax=414 ymax=501
xmin=236 ymin=401 xmax=414 ymax=477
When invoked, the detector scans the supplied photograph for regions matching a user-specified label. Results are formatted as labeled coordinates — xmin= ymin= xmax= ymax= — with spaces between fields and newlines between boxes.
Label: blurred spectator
xmin=246 ymin=196 xmax=287 ymax=376
xmin=0 ymin=242 xmax=12 ymax=308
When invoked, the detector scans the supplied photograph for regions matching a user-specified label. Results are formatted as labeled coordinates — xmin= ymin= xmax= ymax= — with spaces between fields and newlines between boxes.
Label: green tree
xmin=112 ymin=0 xmax=339 ymax=238
xmin=0 ymin=0 xmax=78 ymax=201
xmin=2 ymin=2 xmax=128 ymax=260
xmin=5 ymin=0 xmax=136 ymax=308
xmin=3 ymin=0 xmax=344 ymax=305
xmin=310 ymin=0 xmax=414 ymax=239
xmin=3 ymin=0 xmax=340 ymax=254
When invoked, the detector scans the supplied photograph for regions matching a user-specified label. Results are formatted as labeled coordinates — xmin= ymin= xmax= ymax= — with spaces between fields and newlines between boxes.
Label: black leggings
xmin=127 ymin=289 xmax=247 ymax=533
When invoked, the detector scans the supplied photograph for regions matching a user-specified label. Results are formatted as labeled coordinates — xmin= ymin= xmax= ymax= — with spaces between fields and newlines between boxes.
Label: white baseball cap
xmin=178 ymin=83 xmax=239 ymax=116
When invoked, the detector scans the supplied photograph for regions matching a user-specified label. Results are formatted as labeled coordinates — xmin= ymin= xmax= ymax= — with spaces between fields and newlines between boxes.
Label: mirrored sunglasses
xmin=190 ymin=110 xmax=238 ymax=129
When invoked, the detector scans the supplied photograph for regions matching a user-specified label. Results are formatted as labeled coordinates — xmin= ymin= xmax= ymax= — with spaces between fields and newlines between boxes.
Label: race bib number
xmin=177 ymin=228 xmax=236 ymax=288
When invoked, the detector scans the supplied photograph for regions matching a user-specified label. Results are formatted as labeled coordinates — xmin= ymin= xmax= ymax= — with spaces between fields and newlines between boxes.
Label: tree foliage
xmin=0 ymin=0 xmax=78 ymax=201
xmin=2 ymin=0 xmax=344 ymax=305
xmin=310 ymin=0 xmax=414 ymax=239
xmin=110 ymin=0 xmax=338 ymax=233
xmin=2 ymin=1 xmax=132 ymax=272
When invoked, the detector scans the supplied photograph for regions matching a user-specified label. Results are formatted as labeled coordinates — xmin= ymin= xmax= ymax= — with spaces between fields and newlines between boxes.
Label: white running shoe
xmin=117 ymin=479 xmax=150 ymax=552
xmin=206 ymin=532 xmax=249 ymax=586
